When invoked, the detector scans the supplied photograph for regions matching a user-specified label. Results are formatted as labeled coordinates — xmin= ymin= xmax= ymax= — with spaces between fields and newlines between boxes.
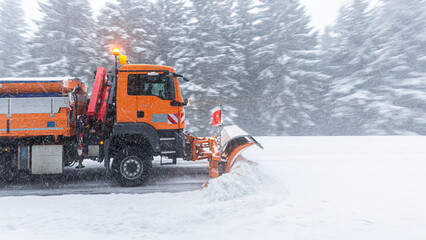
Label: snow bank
xmin=3 ymin=136 xmax=426 ymax=240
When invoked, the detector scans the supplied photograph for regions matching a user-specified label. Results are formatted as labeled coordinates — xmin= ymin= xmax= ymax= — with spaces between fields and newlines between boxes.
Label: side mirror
xmin=173 ymin=72 xmax=190 ymax=82
xmin=170 ymin=98 xmax=189 ymax=107
xmin=167 ymin=73 xmax=176 ymax=101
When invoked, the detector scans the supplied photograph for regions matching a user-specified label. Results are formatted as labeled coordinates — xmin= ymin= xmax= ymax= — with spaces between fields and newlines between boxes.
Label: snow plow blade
xmin=220 ymin=125 xmax=263 ymax=174
xmin=186 ymin=125 xmax=262 ymax=187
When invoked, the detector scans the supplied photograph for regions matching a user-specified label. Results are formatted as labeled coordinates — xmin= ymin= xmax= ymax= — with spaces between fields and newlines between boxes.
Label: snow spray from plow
xmin=202 ymin=157 xmax=282 ymax=201
xmin=186 ymin=125 xmax=263 ymax=187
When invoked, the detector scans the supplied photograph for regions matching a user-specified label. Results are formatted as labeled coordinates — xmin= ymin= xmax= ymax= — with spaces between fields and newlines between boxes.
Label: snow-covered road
xmin=0 ymin=160 xmax=209 ymax=197
xmin=1 ymin=136 xmax=426 ymax=240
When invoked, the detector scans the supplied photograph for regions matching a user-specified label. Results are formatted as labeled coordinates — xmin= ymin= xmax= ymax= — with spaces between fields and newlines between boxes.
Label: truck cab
xmin=104 ymin=64 xmax=189 ymax=186
xmin=116 ymin=64 xmax=185 ymax=130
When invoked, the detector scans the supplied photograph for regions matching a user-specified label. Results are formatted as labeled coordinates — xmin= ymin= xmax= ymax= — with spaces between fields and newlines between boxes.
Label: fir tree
xmin=360 ymin=0 xmax=426 ymax=134
xmin=142 ymin=0 xmax=191 ymax=67
xmin=23 ymin=0 xmax=97 ymax=83
xmin=96 ymin=0 xmax=152 ymax=70
xmin=322 ymin=0 xmax=375 ymax=135
xmin=183 ymin=0 xmax=243 ymax=135
xmin=0 ymin=0 xmax=27 ymax=77
xmin=253 ymin=0 xmax=328 ymax=135
xmin=325 ymin=0 xmax=426 ymax=135
xmin=228 ymin=0 xmax=263 ymax=133
xmin=96 ymin=1 xmax=125 ymax=69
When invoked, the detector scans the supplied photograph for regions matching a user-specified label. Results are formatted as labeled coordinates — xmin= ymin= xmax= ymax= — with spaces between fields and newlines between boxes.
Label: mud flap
xmin=220 ymin=125 xmax=263 ymax=175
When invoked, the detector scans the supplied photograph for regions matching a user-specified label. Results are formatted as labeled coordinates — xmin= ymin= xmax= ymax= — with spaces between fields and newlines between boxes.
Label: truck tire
xmin=0 ymin=152 xmax=14 ymax=184
xmin=112 ymin=147 xmax=152 ymax=187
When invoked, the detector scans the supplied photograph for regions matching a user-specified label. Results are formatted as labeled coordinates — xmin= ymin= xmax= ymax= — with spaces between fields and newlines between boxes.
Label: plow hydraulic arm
xmin=186 ymin=125 xmax=263 ymax=183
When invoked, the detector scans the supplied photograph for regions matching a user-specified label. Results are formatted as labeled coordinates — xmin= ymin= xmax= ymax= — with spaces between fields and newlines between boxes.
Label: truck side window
xmin=127 ymin=74 xmax=170 ymax=100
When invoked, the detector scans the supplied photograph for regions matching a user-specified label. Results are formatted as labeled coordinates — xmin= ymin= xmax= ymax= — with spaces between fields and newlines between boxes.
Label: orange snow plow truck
xmin=0 ymin=49 xmax=262 ymax=186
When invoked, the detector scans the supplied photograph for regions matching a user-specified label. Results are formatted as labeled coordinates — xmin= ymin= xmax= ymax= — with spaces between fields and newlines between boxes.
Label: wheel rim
xmin=120 ymin=156 xmax=143 ymax=180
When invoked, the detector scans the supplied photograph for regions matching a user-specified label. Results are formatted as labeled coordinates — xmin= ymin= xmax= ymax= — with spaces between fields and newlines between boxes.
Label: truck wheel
xmin=0 ymin=152 xmax=14 ymax=184
xmin=112 ymin=149 xmax=152 ymax=187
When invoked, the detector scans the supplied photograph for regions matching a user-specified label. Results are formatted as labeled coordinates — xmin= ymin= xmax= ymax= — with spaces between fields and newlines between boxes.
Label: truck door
xmin=127 ymin=73 xmax=182 ymax=130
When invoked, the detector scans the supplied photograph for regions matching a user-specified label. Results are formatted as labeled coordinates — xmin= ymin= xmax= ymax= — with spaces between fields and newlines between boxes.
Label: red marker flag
xmin=211 ymin=107 xmax=222 ymax=126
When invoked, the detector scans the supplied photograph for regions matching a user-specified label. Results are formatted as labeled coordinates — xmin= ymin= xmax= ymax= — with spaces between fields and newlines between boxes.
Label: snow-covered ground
xmin=1 ymin=136 xmax=426 ymax=240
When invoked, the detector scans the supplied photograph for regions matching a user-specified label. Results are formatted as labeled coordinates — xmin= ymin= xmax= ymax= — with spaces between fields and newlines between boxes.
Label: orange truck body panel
xmin=0 ymin=77 xmax=87 ymax=139
xmin=116 ymin=64 xmax=185 ymax=130
xmin=0 ymin=78 xmax=87 ymax=94
xmin=0 ymin=108 xmax=73 ymax=139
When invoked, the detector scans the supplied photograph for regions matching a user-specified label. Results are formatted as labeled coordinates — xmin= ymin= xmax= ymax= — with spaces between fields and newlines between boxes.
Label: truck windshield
xmin=127 ymin=74 xmax=169 ymax=100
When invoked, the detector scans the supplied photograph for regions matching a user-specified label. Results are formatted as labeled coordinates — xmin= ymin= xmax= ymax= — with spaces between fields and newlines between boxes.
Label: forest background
xmin=0 ymin=0 xmax=424 ymax=136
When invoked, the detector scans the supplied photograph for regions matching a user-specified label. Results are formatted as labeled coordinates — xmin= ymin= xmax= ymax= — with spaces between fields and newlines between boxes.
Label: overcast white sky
xmin=300 ymin=0 xmax=347 ymax=31
xmin=17 ymin=0 xmax=377 ymax=32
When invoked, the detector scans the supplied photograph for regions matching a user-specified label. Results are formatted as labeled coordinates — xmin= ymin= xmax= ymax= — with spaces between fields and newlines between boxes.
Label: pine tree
xmin=360 ymin=0 xmax=426 ymax=134
xmin=322 ymin=0 xmax=375 ymax=135
xmin=228 ymin=0 xmax=263 ymax=133
xmin=183 ymin=0 xmax=244 ymax=135
xmin=325 ymin=0 xmax=426 ymax=135
xmin=22 ymin=0 xmax=97 ymax=83
xmin=0 ymin=0 xmax=27 ymax=77
xmin=96 ymin=0 xmax=152 ymax=70
xmin=139 ymin=0 xmax=205 ymax=132
xmin=253 ymin=0 xmax=328 ymax=135
xmin=141 ymin=0 xmax=192 ymax=67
